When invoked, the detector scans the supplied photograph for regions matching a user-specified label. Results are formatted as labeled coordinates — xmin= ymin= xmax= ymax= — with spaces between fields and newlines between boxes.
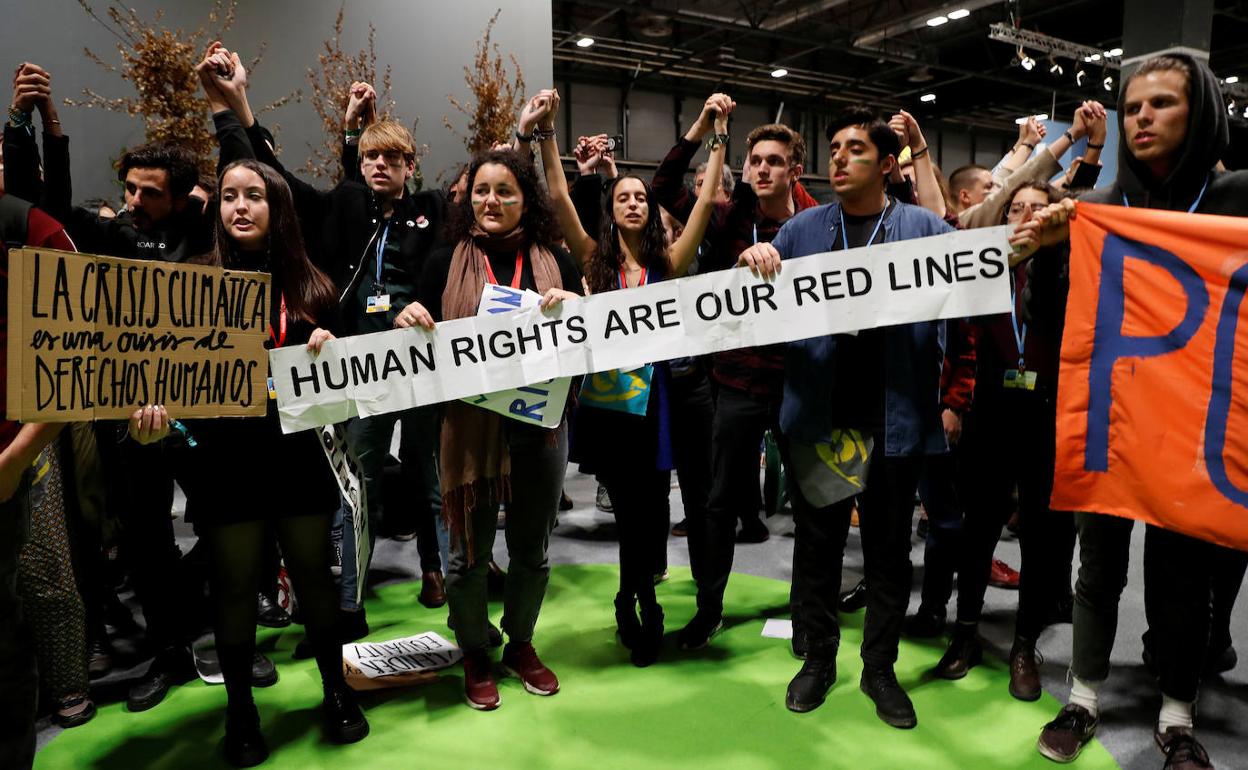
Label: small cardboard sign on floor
xmin=343 ymin=631 xmax=462 ymax=691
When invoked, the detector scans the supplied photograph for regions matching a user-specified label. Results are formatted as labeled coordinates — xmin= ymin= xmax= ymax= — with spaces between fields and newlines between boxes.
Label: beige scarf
xmin=440 ymin=226 xmax=563 ymax=558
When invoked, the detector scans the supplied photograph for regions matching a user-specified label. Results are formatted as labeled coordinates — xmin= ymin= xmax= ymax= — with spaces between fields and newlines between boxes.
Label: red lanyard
xmin=619 ymin=265 xmax=648 ymax=289
xmin=483 ymin=250 xmax=525 ymax=289
xmin=269 ymin=294 xmax=287 ymax=347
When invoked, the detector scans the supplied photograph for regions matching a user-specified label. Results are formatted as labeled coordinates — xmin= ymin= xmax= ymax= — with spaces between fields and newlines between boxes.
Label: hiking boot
xmin=323 ymin=685 xmax=369 ymax=744
xmin=1037 ymin=704 xmax=1099 ymax=763
xmin=860 ymin=664 xmax=917 ymax=729
xmin=935 ymin=624 xmax=982 ymax=680
xmin=502 ymin=641 xmax=560 ymax=695
xmin=786 ymin=648 xmax=837 ymax=713
xmin=1009 ymin=637 xmax=1042 ymax=701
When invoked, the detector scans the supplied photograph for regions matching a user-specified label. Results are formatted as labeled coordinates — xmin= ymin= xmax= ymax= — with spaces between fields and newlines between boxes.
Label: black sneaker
xmin=222 ymin=704 xmax=268 ymax=768
xmin=677 ymin=610 xmax=723 ymax=651
xmin=1037 ymin=704 xmax=1099 ymax=763
xmin=1155 ymin=726 xmax=1213 ymax=769
xmin=595 ymin=485 xmax=613 ymax=513
xmin=786 ymin=649 xmax=837 ymax=712
xmin=860 ymin=664 xmax=917 ymax=729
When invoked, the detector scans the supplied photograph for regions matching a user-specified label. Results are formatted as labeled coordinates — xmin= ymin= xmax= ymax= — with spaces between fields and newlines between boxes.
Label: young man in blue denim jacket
xmin=738 ymin=106 xmax=952 ymax=728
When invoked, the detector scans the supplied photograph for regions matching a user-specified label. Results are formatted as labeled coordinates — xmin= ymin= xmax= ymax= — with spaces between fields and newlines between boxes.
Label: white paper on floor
xmin=342 ymin=631 xmax=462 ymax=679
xmin=761 ymin=618 xmax=793 ymax=640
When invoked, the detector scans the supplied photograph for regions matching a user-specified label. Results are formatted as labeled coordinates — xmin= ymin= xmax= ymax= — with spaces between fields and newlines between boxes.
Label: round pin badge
xmin=415 ymin=215 xmax=429 ymax=229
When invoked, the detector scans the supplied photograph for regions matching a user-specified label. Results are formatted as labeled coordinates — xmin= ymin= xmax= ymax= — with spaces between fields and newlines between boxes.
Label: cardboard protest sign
xmin=271 ymin=226 xmax=1014 ymax=432
xmin=1053 ymin=203 xmax=1248 ymax=551
xmin=6 ymin=248 xmax=270 ymax=421
xmin=458 ymin=284 xmax=572 ymax=428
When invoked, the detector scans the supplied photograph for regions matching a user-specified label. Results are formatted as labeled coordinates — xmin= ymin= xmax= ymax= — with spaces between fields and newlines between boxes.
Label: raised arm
xmin=341 ymin=81 xmax=376 ymax=183
xmin=669 ymin=96 xmax=732 ymax=278
xmin=889 ymin=109 xmax=944 ymax=218
xmin=533 ymin=89 xmax=597 ymax=269
xmin=651 ymin=93 xmax=728 ymax=223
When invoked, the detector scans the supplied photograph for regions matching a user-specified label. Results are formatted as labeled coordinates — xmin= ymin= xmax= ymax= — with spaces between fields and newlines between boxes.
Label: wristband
xmin=1063 ymin=130 xmax=1076 ymax=144
xmin=515 ymin=128 xmax=534 ymax=143
xmin=706 ymin=133 xmax=729 ymax=151
xmin=7 ymin=106 xmax=32 ymax=128
xmin=532 ymin=125 xmax=556 ymax=141
xmin=1086 ymin=141 xmax=1104 ymax=149
xmin=910 ymin=145 xmax=929 ymax=160
xmin=1017 ymin=141 xmax=1036 ymax=151
xmin=344 ymin=127 xmax=361 ymax=138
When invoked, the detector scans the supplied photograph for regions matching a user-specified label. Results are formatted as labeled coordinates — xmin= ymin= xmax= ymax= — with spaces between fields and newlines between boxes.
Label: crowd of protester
xmin=0 ymin=41 xmax=1243 ymax=770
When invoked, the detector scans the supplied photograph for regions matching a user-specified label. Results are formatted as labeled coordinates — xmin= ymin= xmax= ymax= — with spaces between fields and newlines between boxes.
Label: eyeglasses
xmin=362 ymin=149 xmax=411 ymax=167
xmin=1008 ymin=201 xmax=1048 ymax=216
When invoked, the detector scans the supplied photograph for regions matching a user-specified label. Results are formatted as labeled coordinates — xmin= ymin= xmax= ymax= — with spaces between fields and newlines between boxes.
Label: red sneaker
xmin=989 ymin=559 xmax=1021 ymax=589
xmin=502 ymin=641 xmax=560 ymax=696
xmin=462 ymin=650 xmax=500 ymax=710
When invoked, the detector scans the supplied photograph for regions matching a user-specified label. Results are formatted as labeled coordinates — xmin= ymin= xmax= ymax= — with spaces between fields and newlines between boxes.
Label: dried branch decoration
xmin=444 ymin=9 xmax=526 ymax=154
xmin=67 ymin=0 xmax=298 ymax=175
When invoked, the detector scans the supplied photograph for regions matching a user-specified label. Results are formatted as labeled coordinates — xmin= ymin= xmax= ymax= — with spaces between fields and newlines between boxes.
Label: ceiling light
xmin=1242 ymin=105 xmax=1248 ymax=118
xmin=948 ymin=8 xmax=971 ymax=19
xmin=1086 ymin=53 xmax=1102 ymax=62
xmin=1020 ymin=54 xmax=1036 ymax=71
xmin=920 ymin=93 xmax=936 ymax=103
xmin=926 ymin=15 xmax=949 ymax=27
xmin=1076 ymin=69 xmax=1087 ymax=86
xmin=1103 ymin=75 xmax=1114 ymax=92
xmin=1035 ymin=113 xmax=1049 ymax=121
xmin=1226 ymin=75 xmax=1241 ymax=84
xmin=770 ymin=68 xmax=788 ymax=78
xmin=1049 ymin=58 xmax=1064 ymax=76
xmin=1014 ymin=116 xmax=1029 ymax=125
xmin=576 ymin=37 xmax=595 ymax=48
xmin=1108 ymin=47 xmax=1123 ymax=57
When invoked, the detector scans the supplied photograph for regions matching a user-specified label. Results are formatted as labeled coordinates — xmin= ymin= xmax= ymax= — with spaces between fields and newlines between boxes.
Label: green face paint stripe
xmin=850 ymin=158 xmax=874 ymax=166
xmin=500 ymin=200 xmax=521 ymax=206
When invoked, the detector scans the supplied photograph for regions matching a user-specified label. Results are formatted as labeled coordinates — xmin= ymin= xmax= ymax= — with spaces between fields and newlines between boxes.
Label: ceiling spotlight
xmin=920 ymin=93 xmax=937 ymax=103
xmin=927 ymin=15 xmax=949 ymax=26
xmin=1076 ymin=69 xmax=1087 ymax=86
xmin=1103 ymin=75 xmax=1114 ymax=92
xmin=1049 ymin=58 xmax=1064 ymax=76
xmin=1242 ymin=105 xmax=1248 ymax=118
xmin=1108 ymin=47 xmax=1123 ymax=57
xmin=576 ymin=36 xmax=595 ymax=48
xmin=948 ymin=8 xmax=971 ymax=19
xmin=1226 ymin=75 xmax=1241 ymax=84
xmin=1014 ymin=116 xmax=1029 ymax=125
xmin=1020 ymin=54 xmax=1036 ymax=71
xmin=771 ymin=68 xmax=788 ymax=78
xmin=1229 ymin=100 xmax=1237 ymax=114
xmin=1085 ymin=53 xmax=1102 ymax=62
xmin=1034 ymin=113 xmax=1049 ymax=122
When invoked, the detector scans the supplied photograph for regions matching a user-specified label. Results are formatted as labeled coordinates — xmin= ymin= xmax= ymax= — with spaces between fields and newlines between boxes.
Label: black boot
xmin=630 ymin=601 xmax=664 ymax=667
xmin=860 ymin=664 xmax=917 ymax=729
xmin=934 ymin=622 xmax=982 ymax=680
xmin=222 ymin=702 xmax=268 ymax=768
xmin=323 ymin=685 xmax=369 ymax=744
xmin=614 ymin=592 xmax=641 ymax=650
xmin=786 ymin=640 xmax=837 ymax=712
xmin=127 ymin=646 xmax=195 ymax=712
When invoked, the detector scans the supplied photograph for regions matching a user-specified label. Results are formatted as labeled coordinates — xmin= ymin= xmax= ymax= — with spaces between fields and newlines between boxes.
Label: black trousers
xmin=790 ymin=439 xmax=923 ymax=668
xmin=916 ymin=450 xmax=963 ymax=614
xmin=955 ymin=389 xmax=1075 ymax=640
xmin=693 ymin=385 xmax=780 ymax=616
xmin=107 ymin=434 xmax=196 ymax=659
xmin=600 ymin=469 xmax=672 ymax=603
xmin=1072 ymin=513 xmax=1215 ymax=703
xmin=669 ymin=370 xmax=713 ymax=582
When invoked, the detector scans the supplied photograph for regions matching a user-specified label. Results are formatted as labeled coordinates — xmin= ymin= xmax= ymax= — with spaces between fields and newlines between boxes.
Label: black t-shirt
xmin=830 ymin=202 xmax=892 ymax=432
xmin=420 ymin=241 xmax=584 ymax=322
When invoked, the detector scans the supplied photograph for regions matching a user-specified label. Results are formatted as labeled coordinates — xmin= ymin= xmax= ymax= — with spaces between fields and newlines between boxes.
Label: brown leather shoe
xmin=934 ymin=624 xmax=982 ymax=680
xmin=418 ymin=571 xmax=446 ymax=608
xmin=1037 ymin=704 xmax=1098 ymax=763
xmin=1155 ymin=727 xmax=1213 ymax=769
xmin=1009 ymin=637 xmax=1042 ymax=701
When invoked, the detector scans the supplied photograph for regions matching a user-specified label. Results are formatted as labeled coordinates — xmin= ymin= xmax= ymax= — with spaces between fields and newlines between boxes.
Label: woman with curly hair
xmin=419 ymin=147 xmax=582 ymax=711
xmin=531 ymin=88 xmax=730 ymax=666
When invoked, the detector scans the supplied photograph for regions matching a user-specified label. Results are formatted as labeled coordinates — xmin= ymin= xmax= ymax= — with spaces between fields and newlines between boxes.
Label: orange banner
xmin=1052 ymin=202 xmax=1248 ymax=551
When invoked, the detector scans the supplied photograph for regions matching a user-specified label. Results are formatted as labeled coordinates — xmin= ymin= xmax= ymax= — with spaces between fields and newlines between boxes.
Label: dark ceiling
xmin=552 ymin=0 xmax=1248 ymax=134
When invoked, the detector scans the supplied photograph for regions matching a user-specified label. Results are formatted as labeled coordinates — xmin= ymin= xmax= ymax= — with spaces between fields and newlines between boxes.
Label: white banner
xmin=343 ymin=632 xmax=462 ymax=679
xmin=459 ymin=284 xmax=572 ymax=428
xmin=272 ymin=226 xmax=1014 ymax=433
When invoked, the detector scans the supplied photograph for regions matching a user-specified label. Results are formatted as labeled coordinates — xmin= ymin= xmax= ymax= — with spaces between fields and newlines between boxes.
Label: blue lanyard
xmin=1121 ymin=176 xmax=1209 ymax=213
xmin=374 ymin=221 xmax=391 ymax=288
xmin=1009 ymin=277 xmax=1027 ymax=370
xmin=837 ymin=201 xmax=888 ymax=251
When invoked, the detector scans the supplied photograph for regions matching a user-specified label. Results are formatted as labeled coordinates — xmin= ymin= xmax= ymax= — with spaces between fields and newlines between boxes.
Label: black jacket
xmin=213 ymin=111 xmax=447 ymax=320
xmin=2 ymin=122 xmax=214 ymax=262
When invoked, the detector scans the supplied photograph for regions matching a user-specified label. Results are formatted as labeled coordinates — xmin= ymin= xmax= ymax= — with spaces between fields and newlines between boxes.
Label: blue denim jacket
xmin=774 ymin=200 xmax=951 ymax=456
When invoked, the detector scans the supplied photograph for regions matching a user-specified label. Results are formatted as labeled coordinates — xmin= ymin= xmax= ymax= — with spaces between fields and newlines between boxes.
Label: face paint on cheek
xmin=850 ymin=158 xmax=874 ymax=166
xmin=471 ymin=198 xmax=486 ymax=206
xmin=500 ymin=200 xmax=521 ymax=206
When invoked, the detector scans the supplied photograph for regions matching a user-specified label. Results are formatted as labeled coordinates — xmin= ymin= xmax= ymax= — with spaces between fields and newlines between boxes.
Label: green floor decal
xmin=38 ymin=565 xmax=1120 ymax=769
